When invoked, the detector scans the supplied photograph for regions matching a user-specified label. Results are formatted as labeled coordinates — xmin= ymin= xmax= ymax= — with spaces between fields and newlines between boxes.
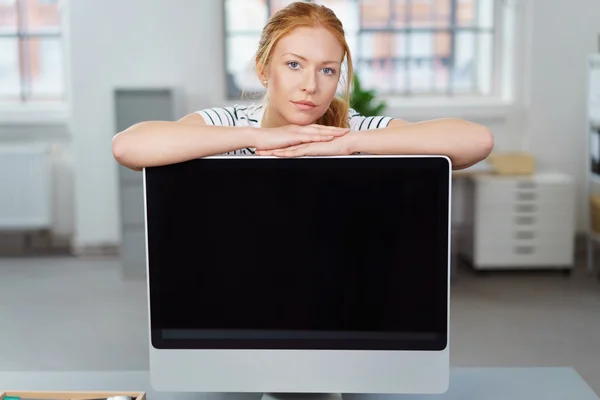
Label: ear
xmin=256 ymin=62 xmax=268 ymax=87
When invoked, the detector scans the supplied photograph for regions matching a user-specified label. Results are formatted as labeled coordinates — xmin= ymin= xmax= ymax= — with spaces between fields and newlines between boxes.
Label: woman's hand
xmin=256 ymin=133 xmax=355 ymax=157
xmin=253 ymin=124 xmax=349 ymax=151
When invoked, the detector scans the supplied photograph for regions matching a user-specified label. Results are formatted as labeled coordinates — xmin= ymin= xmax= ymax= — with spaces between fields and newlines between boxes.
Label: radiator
xmin=0 ymin=144 xmax=52 ymax=231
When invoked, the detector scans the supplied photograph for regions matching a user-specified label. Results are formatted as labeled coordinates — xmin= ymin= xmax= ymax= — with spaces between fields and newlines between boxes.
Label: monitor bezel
xmin=144 ymin=155 xmax=452 ymax=353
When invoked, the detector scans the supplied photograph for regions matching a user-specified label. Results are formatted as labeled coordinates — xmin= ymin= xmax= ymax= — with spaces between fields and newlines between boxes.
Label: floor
xmin=0 ymin=255 xmax=598 ymax=396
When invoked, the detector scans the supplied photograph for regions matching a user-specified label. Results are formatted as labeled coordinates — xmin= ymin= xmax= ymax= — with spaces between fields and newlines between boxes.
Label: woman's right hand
xmin=253 ymin=124 xmax=349 ymax=151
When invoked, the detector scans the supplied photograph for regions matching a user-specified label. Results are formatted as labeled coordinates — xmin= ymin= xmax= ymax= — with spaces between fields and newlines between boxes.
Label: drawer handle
xmin=514 ymin=245 xmax=535 ymax=254
xmin=517 ymin=181 xmax=536 ymax=189
xmin=516 ymin=191 xmax=537 ymax=201
xmin=515 ymin=231 xmax=535 ymax=240
xmin=515 ymin=216 xmax=536 ymax=225
xmin=515 ymin=204 xmax=536 ymax=213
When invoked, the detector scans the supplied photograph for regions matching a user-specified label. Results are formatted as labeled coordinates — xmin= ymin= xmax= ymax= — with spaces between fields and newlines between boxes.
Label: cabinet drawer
xmin=476 ymin=211 xmax=575 ymax=233
xmin=475 ymin=242 xmax=574 ymax=266
xmin=475 ymin=228 xmax=574 ymax=248
xmin=477 ymin=201 xmax=575 ymax=218
xmin=475 ymin=181 xmax=573 ymax=205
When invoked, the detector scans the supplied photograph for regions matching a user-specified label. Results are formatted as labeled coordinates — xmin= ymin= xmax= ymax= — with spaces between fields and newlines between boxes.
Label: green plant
xmin=349 ymin=73 xmax=387 ymax=117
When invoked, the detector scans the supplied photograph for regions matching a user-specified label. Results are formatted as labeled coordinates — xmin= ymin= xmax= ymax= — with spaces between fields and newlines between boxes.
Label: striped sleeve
xmin=196 ymin=107 xmax=238 ymax=126
xmin=348 ymin=108 xmax=393 ymax=131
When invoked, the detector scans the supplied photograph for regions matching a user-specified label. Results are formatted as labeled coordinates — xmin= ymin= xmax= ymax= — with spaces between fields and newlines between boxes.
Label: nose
xmin=301 ymin=71 xmax=317 ymax=94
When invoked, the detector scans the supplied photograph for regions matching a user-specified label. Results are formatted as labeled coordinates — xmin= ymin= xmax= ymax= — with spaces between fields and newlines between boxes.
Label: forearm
xmin=348 ymin=118 xmax=494 ymax=169
xmin=112 ymin=121 xmax=256 ymax=170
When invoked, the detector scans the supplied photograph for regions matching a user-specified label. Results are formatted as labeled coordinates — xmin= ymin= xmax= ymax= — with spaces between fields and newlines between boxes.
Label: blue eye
xmin=287 ymin=61 xmax=300 ymax=69
xmin=323 ymin=68 xmax=336 ymax=75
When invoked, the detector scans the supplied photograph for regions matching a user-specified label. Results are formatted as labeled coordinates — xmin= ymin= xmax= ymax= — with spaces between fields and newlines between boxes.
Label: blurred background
xmin=0 ymin=0 xmax=599 ymax=395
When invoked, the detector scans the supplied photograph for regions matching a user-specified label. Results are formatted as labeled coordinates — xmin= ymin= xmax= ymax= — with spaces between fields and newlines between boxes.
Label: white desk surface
xmin=0 ymin=367 xmax=597 ymax=400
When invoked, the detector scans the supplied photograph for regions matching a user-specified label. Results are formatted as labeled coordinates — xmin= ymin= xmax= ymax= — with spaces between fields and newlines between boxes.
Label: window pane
xmin=318 ymin=0 xmax=359 ymax=34
xmin=22 ymin=0 xmax=61 ymax=34
xmin=0 ymin=38 xmax=20 ymax=100
xmin=407 ymin=31 xmax=434 ymax=93
xmin=360 ymin=0 xmax=391 ymax=29
xmin=475 ymin=31 xmax=493 ymax=95
xmin=434 ymin=0 xmax=451 ymax=28
xmin=451 ymin=31 xmax=475 ymax=93
xmin=360 ymin=32 xmax=393 ymax=60
xmin=0 ymin=0 xmax=17 ymax=34
xmin=269 ymin=0 xmax=299 ymax=16
xmin=226 ymin=0 xmax=267 ymax=33
xmin=393 ymin=32 xmax=406 ymax=58
xmin=457 ymin=0 xmax=476 ymax=27
xmin=393 ymin=60 xmax=407 ymax=93
xmin=226 ymin=35 xmax=263 ymax=96
xmin=392 ymin=0 xmax=408 ymax=28
xmin=434 ymin=32 xmax=451 ymax=92
xmin=409 ymin=0 xmax=436 ymax=28
xmin=409 ymin=32 xmax=434 ymax=58
xmin=356 ymin=59 xmax=394 ymax=95
xmin=25 ymin=37 xmax=65 ymax=99
xmin=408 ymin=58 xmax=434 ymax=93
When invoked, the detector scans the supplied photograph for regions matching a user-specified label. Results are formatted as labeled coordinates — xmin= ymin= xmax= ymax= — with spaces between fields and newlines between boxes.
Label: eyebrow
xmin=281 ymin=52 xmax=341 ymax=65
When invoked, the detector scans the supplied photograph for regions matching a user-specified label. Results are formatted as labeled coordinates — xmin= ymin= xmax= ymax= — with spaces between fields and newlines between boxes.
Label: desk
xmin=0 ymin=368 xmax=597 ymax=400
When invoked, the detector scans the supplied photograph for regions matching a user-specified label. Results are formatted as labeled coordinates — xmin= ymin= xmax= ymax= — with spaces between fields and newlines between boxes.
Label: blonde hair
xmin=255 ymin=1 xmax=354 ymax=128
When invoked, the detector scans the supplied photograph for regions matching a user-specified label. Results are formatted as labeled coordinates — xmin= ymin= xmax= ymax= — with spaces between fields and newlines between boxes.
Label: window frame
xmin=222 ymin=0 xmax=531 ymax=120
xmin=0 ymin=0 xmax=69 ymax=125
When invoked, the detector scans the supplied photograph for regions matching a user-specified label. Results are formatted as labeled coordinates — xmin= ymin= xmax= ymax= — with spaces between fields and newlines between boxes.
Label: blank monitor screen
xmin=145 ymin=156 xmax=450 ymax=352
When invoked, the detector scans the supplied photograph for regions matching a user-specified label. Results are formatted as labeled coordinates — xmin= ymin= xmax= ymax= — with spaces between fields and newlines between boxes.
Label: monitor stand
xmin=261 ymin=393 xmax=343 ymax=400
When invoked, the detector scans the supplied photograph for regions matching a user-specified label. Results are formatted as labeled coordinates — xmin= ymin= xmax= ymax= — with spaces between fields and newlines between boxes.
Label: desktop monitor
xmin=144 ymin=155 xmax=451 ymax=395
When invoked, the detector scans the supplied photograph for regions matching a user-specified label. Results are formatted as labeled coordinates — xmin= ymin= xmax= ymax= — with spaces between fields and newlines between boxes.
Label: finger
xmin=305 ymin=125 xmax=349 ymax=136
xmin=310 ymin=124 xmax=348 ymax=131
xmin=301 ymin=134 xmax=334 ymax=142
xmin=273 ymin=145 xmax=318 ymax=158
xmin=259 ymin=144 xmax=309 ymax=155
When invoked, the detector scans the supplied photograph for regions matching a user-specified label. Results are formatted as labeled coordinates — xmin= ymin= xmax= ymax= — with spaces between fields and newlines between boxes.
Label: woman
xmin=112 ymin=1 xmax=494 ymax=171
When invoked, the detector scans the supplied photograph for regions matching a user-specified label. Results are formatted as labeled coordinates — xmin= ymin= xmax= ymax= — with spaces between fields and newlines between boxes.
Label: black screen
xmin=146 ymin=157 xmax=449 ymax=351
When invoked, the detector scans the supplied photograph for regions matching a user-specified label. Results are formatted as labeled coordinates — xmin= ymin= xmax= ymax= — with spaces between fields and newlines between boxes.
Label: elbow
xmin=475 ymin=123 xmax=495 ymax=160
xmin=453 ymin=120 xmax=494 ymax=169
xmin=112 ymin=133 xmax=128 ymax=165
xmin=112 ymin=131 xmax=142 ymax=171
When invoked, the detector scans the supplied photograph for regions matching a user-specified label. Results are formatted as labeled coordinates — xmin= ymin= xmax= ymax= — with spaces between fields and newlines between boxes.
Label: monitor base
xmin=261 ymin=393 xmax=343 ymax=400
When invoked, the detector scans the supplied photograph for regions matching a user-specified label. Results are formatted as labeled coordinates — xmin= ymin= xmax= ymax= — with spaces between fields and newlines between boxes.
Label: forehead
xmin=275 ymin=26 xmax=344 ymax=61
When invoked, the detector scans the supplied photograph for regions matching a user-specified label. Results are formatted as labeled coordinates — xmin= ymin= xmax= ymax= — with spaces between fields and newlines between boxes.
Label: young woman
xmin=112 ymin=1 xmax=494 ymax=171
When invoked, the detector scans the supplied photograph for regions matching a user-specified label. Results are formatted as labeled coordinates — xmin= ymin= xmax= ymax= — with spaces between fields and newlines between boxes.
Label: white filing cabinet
xmin=460 ymin=172 xmax=576 ymax=270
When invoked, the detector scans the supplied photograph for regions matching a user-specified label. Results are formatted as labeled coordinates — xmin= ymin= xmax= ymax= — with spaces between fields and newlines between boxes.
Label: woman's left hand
xmin=256 ymin=134 xmax=355 ymax=157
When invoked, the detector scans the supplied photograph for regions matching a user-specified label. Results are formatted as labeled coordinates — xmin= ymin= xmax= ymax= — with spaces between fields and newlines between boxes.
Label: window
xmin=224 ymin=0 xmax=501 ymax=99
xmin=0 ymin=0 xmax=66 ymax=103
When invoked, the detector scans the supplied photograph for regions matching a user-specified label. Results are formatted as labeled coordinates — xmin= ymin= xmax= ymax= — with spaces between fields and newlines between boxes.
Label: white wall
xmin=526 ymin=0 xmax=600 ymax=230
xmin=67 ymin=0 xmax=226 ymax=250
xmin=2 ymin=0 xmax=599 ymax=250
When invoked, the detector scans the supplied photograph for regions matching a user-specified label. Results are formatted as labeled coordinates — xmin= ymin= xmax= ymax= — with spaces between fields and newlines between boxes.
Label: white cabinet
xmin=460 ymin=172 xmax=576 ymax=270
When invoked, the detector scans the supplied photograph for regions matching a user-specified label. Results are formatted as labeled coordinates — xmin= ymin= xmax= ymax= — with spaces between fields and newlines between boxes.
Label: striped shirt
xmin=195 ymin=104 xmax=393 ymax=156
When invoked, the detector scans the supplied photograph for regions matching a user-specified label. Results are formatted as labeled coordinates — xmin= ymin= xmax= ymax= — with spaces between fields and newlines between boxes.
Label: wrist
xmin=344 ymin=131 xmax=365 ymax=154
xmin=238 ymin=126 xmax=260 ymax=148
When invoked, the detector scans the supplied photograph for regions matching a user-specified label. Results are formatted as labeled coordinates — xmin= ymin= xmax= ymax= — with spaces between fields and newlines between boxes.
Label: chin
xmin=284 ymin=109 xmax=325 ymax=126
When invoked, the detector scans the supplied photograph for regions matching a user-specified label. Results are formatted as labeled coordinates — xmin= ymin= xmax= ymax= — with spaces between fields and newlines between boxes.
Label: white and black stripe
xmin=195 ymin=105 xmax=394 ymax=156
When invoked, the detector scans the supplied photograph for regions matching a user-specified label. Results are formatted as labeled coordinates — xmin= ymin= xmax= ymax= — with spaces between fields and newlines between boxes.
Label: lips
xmin=294 ymin=100 xmax=316 ymax=106
xmin=292 ymin=100 xmax=317 ymax=111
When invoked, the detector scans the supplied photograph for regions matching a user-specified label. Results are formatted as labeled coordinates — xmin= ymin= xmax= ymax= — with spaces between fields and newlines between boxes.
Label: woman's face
xmin=261 ymin=26 xmax=344 ymax=127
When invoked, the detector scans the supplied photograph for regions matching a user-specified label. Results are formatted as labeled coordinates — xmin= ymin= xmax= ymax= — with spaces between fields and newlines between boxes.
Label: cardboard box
xmin=0 ymin=391 xmax=145 ymax=400
xmin=590 ymin=194 xmax=600 ymax=234
xmin=487 ymin=152 xmax=536 ymax=175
